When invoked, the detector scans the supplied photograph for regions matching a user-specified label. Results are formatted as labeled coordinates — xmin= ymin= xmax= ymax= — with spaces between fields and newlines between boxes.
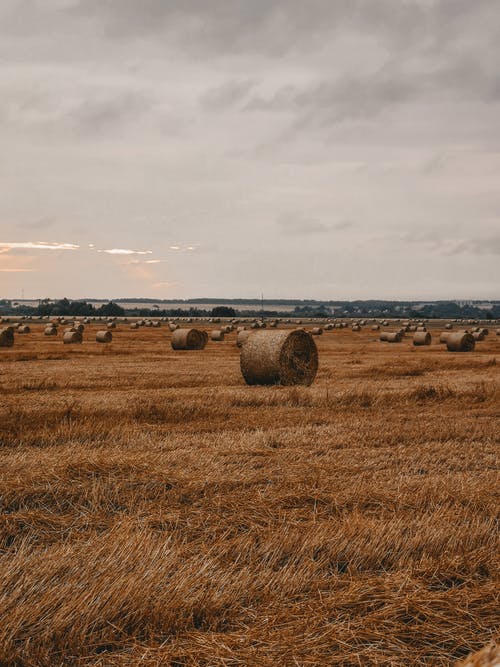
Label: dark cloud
xmin=200 ymin=79 xmax=257 ymax=111
xmin=277 ymin=213 xmax=355 ymax=235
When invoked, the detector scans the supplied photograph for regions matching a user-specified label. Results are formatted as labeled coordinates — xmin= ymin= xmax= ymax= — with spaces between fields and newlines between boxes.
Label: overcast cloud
xmin=0 ymin=0 xmax=498 ymax=300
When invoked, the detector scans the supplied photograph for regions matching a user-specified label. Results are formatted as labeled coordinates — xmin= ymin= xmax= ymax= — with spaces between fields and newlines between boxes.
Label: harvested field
xmin=0 ymin=322 xmax=499 ymax=666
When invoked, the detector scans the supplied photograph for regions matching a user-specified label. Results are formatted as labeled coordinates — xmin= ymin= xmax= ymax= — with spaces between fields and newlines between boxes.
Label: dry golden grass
xmin=0 ymin=323 xmax=499 ymax=666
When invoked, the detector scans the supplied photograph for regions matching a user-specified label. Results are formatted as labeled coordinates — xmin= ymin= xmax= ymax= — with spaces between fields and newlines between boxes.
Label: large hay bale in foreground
xmin=413 ymin=331 xmax=431 ymax=346
xmin=240 ymin=329 xmax=318 ymax=386
xmin=63 ymin=331 xmax=82 ymax=345
xmin=446 ymin=332 xmax=475 ymax=352
xmin=0 ymin=327 xmax=14 ymax=347
xmin=96 ymin=330 xmax=112 ymax=343
xmin=455 ymin=643 xmax=500 ymax=667
xmin=236 ymin=330 xmax=252 ymax=347
xmin=171 ymin=328 xmax=206 ymax=350
xmin=211 ymin=330 xmax=225 ymax=341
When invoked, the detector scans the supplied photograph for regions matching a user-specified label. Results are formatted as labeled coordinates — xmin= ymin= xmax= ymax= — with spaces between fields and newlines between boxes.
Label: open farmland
xmin=0 ymin=322 xmax=499 ymax=666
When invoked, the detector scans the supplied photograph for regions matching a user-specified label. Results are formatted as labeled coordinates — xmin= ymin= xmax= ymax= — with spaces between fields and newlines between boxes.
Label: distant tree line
xmin=1 ymin=298 xmax=498 ymax=319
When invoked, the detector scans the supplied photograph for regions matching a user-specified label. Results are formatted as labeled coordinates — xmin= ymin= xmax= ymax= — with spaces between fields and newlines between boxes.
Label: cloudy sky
xmin=1 ymin=0 xmax=499 ymax=300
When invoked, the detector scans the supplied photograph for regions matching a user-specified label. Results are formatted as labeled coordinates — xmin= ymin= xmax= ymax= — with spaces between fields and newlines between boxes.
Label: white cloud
xmin=98 ymin=248 xmax=153 ymax=255
xmin=0 ymin=242 xmax=79 ymax=251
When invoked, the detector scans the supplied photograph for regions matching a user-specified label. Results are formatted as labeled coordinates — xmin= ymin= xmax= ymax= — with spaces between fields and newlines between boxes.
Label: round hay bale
xmin=479 ymin=328 xmax=489 ymax=336
xmin=472 ymin=331 xmax=485 ymax=341
xmin=168 ymin=323 xmax=179 ymax=332
xmin=171 ymin=328 xmax=206 ymax=350
xmin=413 ymin=331 xmax=431 ymax=346
xmin=236 ymin=330 xmax=252 ymax=347
xmin=380 ymin=331 xmax=402 ymax=343
xmin=445 ymin=323 xmax=453 ymax=330
xmin=144 ymin=320 xmax=153 ymax=327
xmin=496 ymin=329 xmax=500 ymax=336
xmin=223 ymin=325 xmax=233 ymax=333
xmin=455 ymin=642 xmax=500 ymax=667
xmin=63 ymin=330 xmax=82 ymax=344
xmin=44 ymin=326 xmax=58 ymax=336
xmin=130 ymin=322 xmax=139 ymax=329
xmin=311 ymin=327 xmax=323 ymax=335
xmin=74 ymin=324 xmax=84 ymax=333
xmin=0 ymin=327 xmax=14 ymax=347
xmin=211 ymin=330 xmax=224 ymax=341
xmin=352 ymin=325 xmax=361 ymax=332
xmin=416 ymin=326 xmax=427 ymax=332
xmin=96 ymin=330 xmax=112 ymax=343
xmin=152 ymin=321 xmax=161 ymax=328
xmin=107 ymin=321 xmax=116 ymax=329
xmin=240 ymin=329 xmax=318 ymax=386
xmin=439 ymin=331 xmax=452 ymax=343
xmin=446 ymin=332 xmax=475 ymax=352
xmin=201 ymin=330 xmax=209 ymax=346
xmin=371 ymin=324 xmax=380 ymax=331
xmin=17 ymin=325 xmax=31 ymax=334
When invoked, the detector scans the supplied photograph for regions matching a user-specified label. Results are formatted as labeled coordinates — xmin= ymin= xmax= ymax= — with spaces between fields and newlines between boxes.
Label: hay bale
xmin=446 ymin=332 xmax=475 ymax=352
xmin=380 ymin=331 xmax=402 ymax=343
xmin=96 ymin=330 xmax=112 ymax=343
xmin=107 ymin=321 xmax=117 ymax=329
xmin=352 ymin=325 xmax=361 ymax=332
xmin=152 ymin=321 xmax=161 ymax=328
xmin=455 ymin=643 xmax=500 ymax=667
xmin=144 ymin=320 xmax=153 ymax=327
xmin=445 ymin=323 xmax=453 ymax=330
xmin=473 ymin=331 xmax=485 ymax=341
xmin=371 ymin=324 xmax=380 ymax=331
xmin=0 ymin=327 xmax=14 ymax=347
xmin=63 ymin=330 xmax=82 ymax=344
xmin=211 ymin=330 xmax=224 ymax=341
xmin=74 ymin=324 xmax=84 ymax=333
xmin=496 ymin=329 xmax=500 ymax=336
xmin=236 ymin=330 xmax=252 ymax=347
xmin=413 ymin=331 xmax=431 ymax=346
xmin=130 ymin=322 xmax=139 ymax=329
xmin=416 ymin=325 xmax=427 ymax=332
xmin=240 ymin=329 xmax=318 ymax=386
xmin=168 ymin=323 xmax=179 ymax=332
xmin=223 ymin=325 xmax=233 ymax=333
xmin=44 ymin=326 xmax=58 ymax=336
xmin=17 ymin=325 xmax=31 ymax=334
xmin=311 ymin=327 xmax=323 ymax=335
xmin=479 ymin=328 xmax=489 ymax=336
xmin=439 ymin=331 xmax=452 ymax=344
xmin=171 ymin=328 xmax=206 ymax=350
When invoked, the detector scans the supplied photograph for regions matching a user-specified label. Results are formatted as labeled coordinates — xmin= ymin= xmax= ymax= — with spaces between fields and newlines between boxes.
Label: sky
xmin=0 ymin=0 xmax=499 ymax=301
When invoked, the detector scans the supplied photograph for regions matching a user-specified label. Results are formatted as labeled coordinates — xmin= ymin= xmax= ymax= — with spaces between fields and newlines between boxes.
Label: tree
xmin=211 ymin=306 xmax=236 ymax=318
xmin=98 ymin=302 xmax=125 ymax=317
